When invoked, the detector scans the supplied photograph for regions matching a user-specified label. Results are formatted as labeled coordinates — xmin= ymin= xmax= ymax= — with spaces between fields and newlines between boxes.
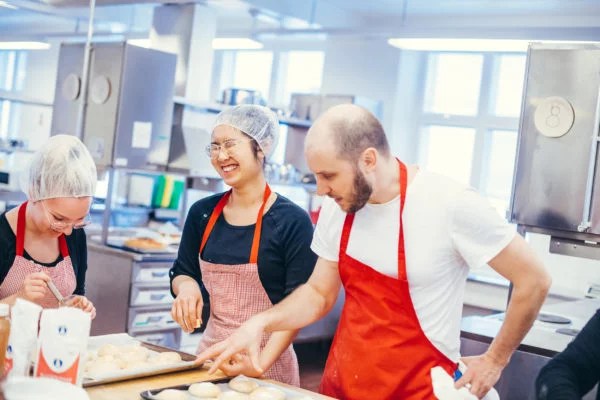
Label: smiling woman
xmin=0 ymin=135 xmax=97 ymax=318
xmin=169 ymin=105 xmax=317 ymax=386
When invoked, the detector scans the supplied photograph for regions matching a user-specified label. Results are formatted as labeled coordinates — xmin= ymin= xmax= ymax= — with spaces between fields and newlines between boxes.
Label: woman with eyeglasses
xmin=0 ymin=135 xmax=96 ymax=317
xmin=169 ymin=105 xmax=316 ymax=385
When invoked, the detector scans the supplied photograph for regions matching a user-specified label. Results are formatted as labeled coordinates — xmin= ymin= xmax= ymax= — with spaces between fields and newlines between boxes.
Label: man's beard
xmin=346 ymin=168 xmax=372 ymax=214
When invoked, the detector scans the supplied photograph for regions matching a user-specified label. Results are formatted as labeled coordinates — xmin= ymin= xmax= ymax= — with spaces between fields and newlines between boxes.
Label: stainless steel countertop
xmin=461 ymin=298 xmax=600 ymax=355
xmin=87 ymin=240 xmax=178 ymax=262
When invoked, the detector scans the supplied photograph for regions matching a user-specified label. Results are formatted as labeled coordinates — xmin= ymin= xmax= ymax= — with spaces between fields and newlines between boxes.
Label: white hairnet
xmin=21 ymin=134 xmax=97 ymax=202
xmin=213 ymin=105 xmax=279 ymax=159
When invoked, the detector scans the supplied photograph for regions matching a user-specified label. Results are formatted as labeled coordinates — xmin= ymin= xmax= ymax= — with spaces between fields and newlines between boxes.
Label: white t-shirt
xmin=311 ymin=168 xmax=515 ymax=362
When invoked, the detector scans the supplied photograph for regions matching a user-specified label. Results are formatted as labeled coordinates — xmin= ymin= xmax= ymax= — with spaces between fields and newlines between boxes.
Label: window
xmin=269 ymin=124 xmax=288 ymax=166
xmin=13 ymin=51 xmax=28 ymax=92
xmin=484 ymin=130 xmax=518 ymax=200
xmin=0 ymin=51 xmax=16 ymax=91
xmin=0 ymin=51 xmax=28 ymax=139
xmin=421 ymin=125 xmax=476 ymax=185
xmin=281 ymin=51 xmax=324 ymax=105
xmin=492 ymin=55 xmax=527 ymax=117
xmin=424 ymin=53 xmax=484 ymax=116
xmin=417 ymin=52 xmax=526 ymax=281
xmin=419 ymin=53 xmax=525 ymax=216
xmin=221 ymin=51 xmax=273 ymax=103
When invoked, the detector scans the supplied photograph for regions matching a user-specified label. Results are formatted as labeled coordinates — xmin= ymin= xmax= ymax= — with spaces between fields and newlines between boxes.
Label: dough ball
xmin=219 ymin=392 xmax=250 ymax=400
xmin=149 ymin=351 xmax=182 ymax=365
xmin=95 ymin=355 xmax=126 ymax=369
xmin=154 ymin=389 xmax=188 ymax=400
xmin=188 ymin=382 xmax=221 ymax=398
xmin=228 ymin=377 xmax=259 ymax=394
xmin=98 ymin=344 xmax=120 ymax=357
xmin=123 ymin=360 xmax=149 ymax=370
xmin=122 ymin=347 xmax=150 ymax=363
xmin=86 ymin=359 xmax=122 ymax=377
xmin=86 ymin=351 xmax=96 ymax=362
xmin=249 ymin=387 xmax=286 ymax=400
xmin=124 ymin=342 xmax=142 ymax=351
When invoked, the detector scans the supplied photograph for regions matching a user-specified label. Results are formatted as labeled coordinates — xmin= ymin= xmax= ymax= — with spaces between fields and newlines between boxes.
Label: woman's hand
xmin=79 ymin=296 xmax=96 ymax=320
xmin=171 ymin=289 xmax=203 ymax=333
xmin=17 ymin=272 xmax=51 ymax=304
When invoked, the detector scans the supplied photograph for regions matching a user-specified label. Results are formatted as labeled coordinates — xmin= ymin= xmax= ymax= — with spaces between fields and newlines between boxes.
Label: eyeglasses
xmin=41 ymin=201 xmax=92 ymax=231
xmin=205 ymin=139 xmax=253 ymax=159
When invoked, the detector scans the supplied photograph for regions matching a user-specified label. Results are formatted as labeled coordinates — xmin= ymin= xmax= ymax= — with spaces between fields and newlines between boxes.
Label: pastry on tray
xmin=123 ymin=237 xmax=168 ymax=250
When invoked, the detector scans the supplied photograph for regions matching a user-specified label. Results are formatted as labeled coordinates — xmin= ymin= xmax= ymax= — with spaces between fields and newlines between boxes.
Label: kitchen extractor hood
xmin=51 ymin=42 xmax=177 ymax=171
xmin=510 ymin=42 xmax=600 ymax=258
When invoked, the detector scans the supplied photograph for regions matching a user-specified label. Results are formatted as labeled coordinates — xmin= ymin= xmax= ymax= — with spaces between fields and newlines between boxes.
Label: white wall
xmin=527 ymin=233 xmax=600 ymax=298
xmin=18 ymin=42 xmax=60 ymax=150
xmin=390 ymin=50 xmax=426 ymax=164
xmin=320 ymin=37 xmax=401 ymax=137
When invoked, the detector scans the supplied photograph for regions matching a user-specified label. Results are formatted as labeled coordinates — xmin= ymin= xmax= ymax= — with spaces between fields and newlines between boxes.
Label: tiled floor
xmin=180 ymin=332 xmax=331 ymax=393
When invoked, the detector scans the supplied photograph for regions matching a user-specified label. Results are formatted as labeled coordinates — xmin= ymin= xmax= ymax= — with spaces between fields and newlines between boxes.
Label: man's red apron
xmin=320 ymin=161 xmax=457 ymax=399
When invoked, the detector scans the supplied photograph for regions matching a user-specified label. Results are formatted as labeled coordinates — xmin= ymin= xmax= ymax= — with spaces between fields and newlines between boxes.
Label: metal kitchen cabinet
xmin=51 ymin=42 xmax=177 ymax=171
xmin=86 ymin=241 xmax=182 ymax=349
xmin=511 ymin=43 xmax=600 ymax=238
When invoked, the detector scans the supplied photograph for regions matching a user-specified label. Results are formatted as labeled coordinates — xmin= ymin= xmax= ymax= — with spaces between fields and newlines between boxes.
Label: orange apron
xmin=320 ymin=160 xmax=457 ymax=399
xmin=196 ymin=185 xmax=300 ymax=386
xmin=0 ymin=202 xmax=76 ymax=308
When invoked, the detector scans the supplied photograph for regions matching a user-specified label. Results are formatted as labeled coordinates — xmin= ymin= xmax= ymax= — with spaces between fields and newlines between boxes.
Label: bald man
xmin=197 ymin=105 xmax=551 ymax=400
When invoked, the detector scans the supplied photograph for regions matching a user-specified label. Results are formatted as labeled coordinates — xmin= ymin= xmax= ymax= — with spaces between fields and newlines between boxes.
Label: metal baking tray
xmin=141 ymin=376 xmax=323 ymax=399
xmin=105 ymin=237 xmax=178 ymax=254
xmin=83 ymin=333 xmax=198 ymax=388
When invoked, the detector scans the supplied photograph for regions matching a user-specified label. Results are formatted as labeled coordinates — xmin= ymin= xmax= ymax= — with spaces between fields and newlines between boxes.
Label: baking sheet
xmin=105 ymin=237 xmax=177 ymax=254
xmin=83 ymin=333 xmax=197 ymax=388
xmin=140 ymin=376 xmax=319 ymax=399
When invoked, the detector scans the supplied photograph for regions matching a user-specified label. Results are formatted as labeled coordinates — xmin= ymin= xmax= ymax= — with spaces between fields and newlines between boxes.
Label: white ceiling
xmin=1 ymin=0 xmax=600 ymax=41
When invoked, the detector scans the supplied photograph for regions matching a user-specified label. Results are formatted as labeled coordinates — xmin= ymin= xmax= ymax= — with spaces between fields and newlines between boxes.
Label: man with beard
xmin=196 ymin=104 xmax=551 ymax=400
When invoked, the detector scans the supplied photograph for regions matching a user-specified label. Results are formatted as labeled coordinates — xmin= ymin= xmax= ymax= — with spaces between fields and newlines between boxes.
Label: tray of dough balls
xmin=141 ymin=375 xmax=322 ymax=400
xmin=83 ymin=333 xmax=197 ymax=387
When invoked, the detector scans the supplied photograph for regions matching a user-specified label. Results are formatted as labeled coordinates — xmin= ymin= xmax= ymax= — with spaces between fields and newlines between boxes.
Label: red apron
xmin=0 ymin=202 xmax=76 ymax=308
xmin=196 ymin=186 xmax=300 ymax=386
xmin=320 ymin=161 xmax=457 ymax=400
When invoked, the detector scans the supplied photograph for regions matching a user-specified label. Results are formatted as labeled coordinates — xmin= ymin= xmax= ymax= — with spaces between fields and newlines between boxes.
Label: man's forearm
xmin=259 ymin=330 xmax=299 ymax=372
xmin=257 ymin=282 xmax=338 ymax=333
xmin=486 ymin=279 xmax=550 ymax=365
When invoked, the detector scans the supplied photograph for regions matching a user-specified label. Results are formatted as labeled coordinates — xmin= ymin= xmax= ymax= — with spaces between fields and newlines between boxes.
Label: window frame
xmin=0 ymin=50 xmax=28 ymax=140
xmin=211 ymin=48 xmax=326 ymax=108
xmin=417 ymin=51 xmax=525 ymax=212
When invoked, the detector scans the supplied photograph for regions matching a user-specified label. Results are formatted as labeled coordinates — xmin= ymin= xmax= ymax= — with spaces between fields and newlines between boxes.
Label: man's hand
xmin=196 ymin=316 xmax=265 ymax=375
xmin=219 ymin=353 xmax=263 ymax=378
xmin=455 ymin=354 xmax=505 ymax=398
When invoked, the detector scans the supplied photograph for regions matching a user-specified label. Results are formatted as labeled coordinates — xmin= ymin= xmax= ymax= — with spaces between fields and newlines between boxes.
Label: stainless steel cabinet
xmin=511 ymin=43 xmax=600 ymax=237
xmin=86 ymin=243 xmax=181 ymax=348
xmin=51 ymin=42 xmax=177 ymax=171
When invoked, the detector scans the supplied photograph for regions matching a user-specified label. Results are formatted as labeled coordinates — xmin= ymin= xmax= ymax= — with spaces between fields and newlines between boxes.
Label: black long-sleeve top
xmin=169 ymin=192 xmax=317 ymax=306
xmin=536 ymin=309 xmax=600 ymax=400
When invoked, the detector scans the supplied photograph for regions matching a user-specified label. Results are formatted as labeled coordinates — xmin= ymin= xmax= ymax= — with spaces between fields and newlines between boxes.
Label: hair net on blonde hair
xmin=213 ymin=104 xmax=280 ymax=159
xmin=21 ymin=134 xmax=97 ymax=202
